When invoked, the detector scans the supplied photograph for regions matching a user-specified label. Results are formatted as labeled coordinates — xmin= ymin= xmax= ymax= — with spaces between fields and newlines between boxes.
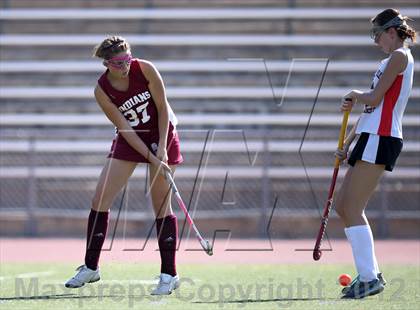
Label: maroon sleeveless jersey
xmin=97 ymin=59 xmax=183 ymax=164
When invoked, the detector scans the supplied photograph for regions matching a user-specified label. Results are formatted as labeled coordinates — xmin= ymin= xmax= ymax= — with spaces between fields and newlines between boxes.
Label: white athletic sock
xmin=345 ymin=225 xmax=378 ymax=282
xmin=366 ymin=225 xmax=380 ymax=274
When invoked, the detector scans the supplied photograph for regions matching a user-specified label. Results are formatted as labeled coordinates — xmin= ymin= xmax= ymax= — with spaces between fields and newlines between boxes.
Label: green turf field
xmin=1 ymin=263 xmax=419 ymax=309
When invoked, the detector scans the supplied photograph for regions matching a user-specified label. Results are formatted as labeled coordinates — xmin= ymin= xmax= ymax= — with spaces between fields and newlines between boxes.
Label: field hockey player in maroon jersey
xmin=65 ymin=36 xmax=183 ymax=295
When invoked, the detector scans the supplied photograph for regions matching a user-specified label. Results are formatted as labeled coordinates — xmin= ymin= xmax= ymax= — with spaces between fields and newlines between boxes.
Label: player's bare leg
xmin=92 ymin=158 xmax=137 ymax=212
xmin=65 ymin=158 xmax=136 ymax=288
xmin=149 ymin=164 xmax=176 ymax=218
xmin=335 ymin=160 xmax=384 ymax=227
xmin=335 ymin=160 xmax=385 ymax=298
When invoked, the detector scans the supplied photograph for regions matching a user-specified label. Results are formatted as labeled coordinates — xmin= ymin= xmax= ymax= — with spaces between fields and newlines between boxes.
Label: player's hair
xmin=93 ymin=35 xmax=131 ymax=60
xmin=371 ymin=8 xmax=417 ymax=43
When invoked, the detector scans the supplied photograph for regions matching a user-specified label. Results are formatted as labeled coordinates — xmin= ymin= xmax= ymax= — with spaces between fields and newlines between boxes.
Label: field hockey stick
xmin=313 ymin=109 xmax=350 ymax=261
xmin=165 ymin=171 xmax=213 ymax=256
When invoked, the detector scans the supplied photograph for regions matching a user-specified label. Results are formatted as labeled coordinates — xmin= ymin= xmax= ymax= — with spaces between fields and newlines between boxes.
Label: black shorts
xmin=348 ymin=132 xmax=403 ymax=172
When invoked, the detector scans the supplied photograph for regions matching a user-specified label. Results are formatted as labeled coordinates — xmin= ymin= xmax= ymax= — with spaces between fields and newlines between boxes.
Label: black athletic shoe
xmin=342 ymin=273 xmax=386 ymax=294
xmin=377 ymin=272 xmax=387 ymax=286
xmin=341 ymin=278 xmax=384 ymax=299
xmin=342 ymin=275 xmax=359 ymax=294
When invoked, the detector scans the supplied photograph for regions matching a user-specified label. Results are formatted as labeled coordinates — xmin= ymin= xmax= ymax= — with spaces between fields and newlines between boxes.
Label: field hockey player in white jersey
xmin=333 ymin=8 xmax=416 ymax=299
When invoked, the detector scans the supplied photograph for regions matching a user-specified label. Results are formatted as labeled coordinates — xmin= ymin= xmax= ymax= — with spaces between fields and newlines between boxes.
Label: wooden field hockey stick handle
xmin=334 ymin=110 xmax=350 ymax=168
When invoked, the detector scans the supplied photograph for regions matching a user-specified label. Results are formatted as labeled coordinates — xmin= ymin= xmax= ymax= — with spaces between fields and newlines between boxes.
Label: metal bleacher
xmin=0 ymin=1 xmax=419 ymax=237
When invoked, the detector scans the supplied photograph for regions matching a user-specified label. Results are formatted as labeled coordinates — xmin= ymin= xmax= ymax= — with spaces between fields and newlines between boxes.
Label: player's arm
xmin=94 ymin=84 xmax=170 ymax=171
xmin=335 ymin=117 xmax=360 ymax=162
xmin=344 ymin=116 xmax=360 ymax=147
xmin=343 ymin=50 xmax=408 ymax=107
xmin=140 ymin=60 xmax=170 ymax=163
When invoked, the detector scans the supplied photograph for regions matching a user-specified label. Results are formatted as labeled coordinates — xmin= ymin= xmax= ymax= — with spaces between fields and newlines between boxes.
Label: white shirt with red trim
xmin=356 ymin=47 xmax=414 ymax=138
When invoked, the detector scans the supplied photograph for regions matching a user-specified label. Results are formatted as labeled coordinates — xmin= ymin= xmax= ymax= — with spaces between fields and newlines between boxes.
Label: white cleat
xmin=64 ymin=265 xmax=100 ymax=288
xmin=151 ymin=273 xmax=180 ymax=295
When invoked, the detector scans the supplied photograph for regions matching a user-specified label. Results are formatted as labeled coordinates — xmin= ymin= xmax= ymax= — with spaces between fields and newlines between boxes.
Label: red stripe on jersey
xmin=377 ymin=75 xmax=403 ymax=136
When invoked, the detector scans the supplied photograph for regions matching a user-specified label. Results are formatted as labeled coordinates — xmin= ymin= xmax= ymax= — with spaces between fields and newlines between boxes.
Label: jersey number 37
xmin=124 ymin=102 xmax=151 ymax=127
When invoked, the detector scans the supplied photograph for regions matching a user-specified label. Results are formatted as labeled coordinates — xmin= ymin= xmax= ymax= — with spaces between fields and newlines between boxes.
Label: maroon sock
xmin=156 ymin=214 xmax=178 ymax=276
xmin=84 ymin=209 xmax=109 ymax=270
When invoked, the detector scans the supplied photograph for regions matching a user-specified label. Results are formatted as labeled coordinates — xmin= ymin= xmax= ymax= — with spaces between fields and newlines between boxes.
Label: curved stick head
xmin=201 ymin=239 xmax=213 ymax=256
xmin=313 ymin=249 xmax=322 ymax=261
